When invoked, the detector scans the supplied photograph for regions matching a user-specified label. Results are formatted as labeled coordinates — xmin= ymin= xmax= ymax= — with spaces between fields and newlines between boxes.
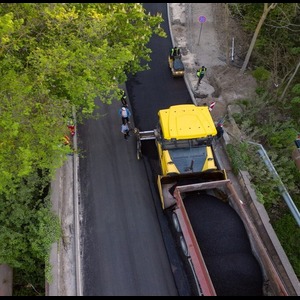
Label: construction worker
xmin=119 ymin=106 xmax=131 ymax=125
xmin=121 ymin=123 xmax=130 ymax=140
xmin=67 ymin=119 xmax=75 ymax=136
xmin=196 ymin=66 xmax=207 ymax=86
xmin=120 ymin=89 xmax=128 ymax=107
xmin=216 ymin=124 xmax=224 ymax=139
xmin=63 ymin=135 xmax=71 ymax=146
xmin=170 ymin=46 xmax=181 ymax=60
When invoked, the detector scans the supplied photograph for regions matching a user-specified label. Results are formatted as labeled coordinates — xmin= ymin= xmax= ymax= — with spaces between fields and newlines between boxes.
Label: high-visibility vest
xmin=171 ymin=47 xmax=180 ymax=56
xmin=63 ymin=135 xmax=70 ymax=145
xmin=68 ymin=125 xmax=75 ymax=136
xmin=197 ymin=67 xmax=206 ymax=77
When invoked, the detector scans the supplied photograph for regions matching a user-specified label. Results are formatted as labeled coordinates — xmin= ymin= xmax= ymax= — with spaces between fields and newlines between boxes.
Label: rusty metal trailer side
xmin=160 ymin=178 xmax=293 ymax=296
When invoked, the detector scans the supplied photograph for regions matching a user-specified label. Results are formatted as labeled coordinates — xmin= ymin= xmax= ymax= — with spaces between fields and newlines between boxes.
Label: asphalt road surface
xmin=127 ymin=5 xmax=191 ymax=133
xmin=78 ymin=3 xmax=192 ymax=296
xmin=78 ymin=100 xmax=178 ymax=296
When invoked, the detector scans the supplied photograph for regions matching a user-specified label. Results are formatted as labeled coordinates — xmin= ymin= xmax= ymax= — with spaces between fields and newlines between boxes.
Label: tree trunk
xmin=279 ymin=59 xmax=300 ymax=101
xmin=225 ymin=3 xmax=230 ymax=65
xmin=239 ymin=3 xmax=277 ymax=74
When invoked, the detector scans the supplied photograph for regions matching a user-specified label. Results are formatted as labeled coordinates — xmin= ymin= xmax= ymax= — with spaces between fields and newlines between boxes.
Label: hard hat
xmin=122 ymin=107 xmax=126 ymax=111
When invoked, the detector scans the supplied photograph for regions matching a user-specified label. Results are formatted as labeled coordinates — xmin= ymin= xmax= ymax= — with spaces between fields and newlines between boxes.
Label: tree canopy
xmin=230 ymin=3 xmax=300 ymax=79
xmin=0 ymin=3 xmax=165 ymax=190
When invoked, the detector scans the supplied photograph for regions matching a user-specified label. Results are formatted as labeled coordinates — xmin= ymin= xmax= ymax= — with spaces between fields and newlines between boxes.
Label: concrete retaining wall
xmin=0 ymin=264 xmax=12 ymax=296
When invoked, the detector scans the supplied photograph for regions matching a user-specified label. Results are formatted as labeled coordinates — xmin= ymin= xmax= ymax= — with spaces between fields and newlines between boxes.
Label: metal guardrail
xmin=248 ymin=141 xmax=300 ymax=227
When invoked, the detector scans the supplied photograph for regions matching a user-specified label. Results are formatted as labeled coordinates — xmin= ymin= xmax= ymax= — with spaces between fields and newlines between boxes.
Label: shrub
xmin=273 ymin=214 xmax=300 ymax=278
xmin=252 ymin=66 xmax=271 ymax=82
xmin=255 ymin=87 xmax=266 ymax=96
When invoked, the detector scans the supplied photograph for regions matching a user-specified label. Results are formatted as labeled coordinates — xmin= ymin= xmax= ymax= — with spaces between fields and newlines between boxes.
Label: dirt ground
xmin=170 ymin=3 xmax=258 ymax=125
xmin=210 ymin=4 xmax=258 ymax=120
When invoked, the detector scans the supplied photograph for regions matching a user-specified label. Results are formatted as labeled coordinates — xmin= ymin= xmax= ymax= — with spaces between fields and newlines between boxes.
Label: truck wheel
xmin=137 ymin=147 xmax=142 ymax=160
xmin=179 ymin=235 xmax=189 ymax=257
xmin=136 ymin=141 xmax=142 ymax=160
xmin=172 ymin=213 xmax=182 ymax=233
xmin=137 ymin=150 xmax=142 ymax=160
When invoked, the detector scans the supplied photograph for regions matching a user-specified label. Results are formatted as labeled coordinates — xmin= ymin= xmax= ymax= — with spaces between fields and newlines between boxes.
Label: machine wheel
xmin=172 ymin=213 xmax=182 ymax=233
xmin=179 ymin=235 xmax=189 ymax=257
xmin=137 ymin=149 xmax=142 ymax=160
xmin=136 ymin=141 xmax=142 ymax=160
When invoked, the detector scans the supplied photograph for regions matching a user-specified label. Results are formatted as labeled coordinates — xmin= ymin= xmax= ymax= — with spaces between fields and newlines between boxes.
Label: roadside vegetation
xmin=225 ymin=3 xmax=300 ymax=279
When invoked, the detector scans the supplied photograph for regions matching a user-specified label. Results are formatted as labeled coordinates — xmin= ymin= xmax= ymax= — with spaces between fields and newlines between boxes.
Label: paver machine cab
xmin=155 ymin=105 xmax=217 ymax=174
xmin=135 ymin=104 xmax=225 ymax=203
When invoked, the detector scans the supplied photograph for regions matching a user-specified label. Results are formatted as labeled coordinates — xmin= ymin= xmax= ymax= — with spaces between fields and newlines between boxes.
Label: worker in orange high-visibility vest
xmin=63 ymin=135 xmax=70 ymax=146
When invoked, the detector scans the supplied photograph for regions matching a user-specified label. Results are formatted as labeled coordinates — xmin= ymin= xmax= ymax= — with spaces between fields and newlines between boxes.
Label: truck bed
xmin=184 ymin=192 xmax=263 ymax=296
xmin=160 ymin=176 xmax=291 ymax=296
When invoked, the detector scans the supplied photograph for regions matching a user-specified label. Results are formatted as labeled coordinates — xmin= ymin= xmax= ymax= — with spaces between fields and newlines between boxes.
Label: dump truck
xmin=134 ymin=104 xmax=300 ymax=296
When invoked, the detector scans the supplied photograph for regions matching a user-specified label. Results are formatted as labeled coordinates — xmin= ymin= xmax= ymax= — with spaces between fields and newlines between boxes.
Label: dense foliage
xmin=230 ymin=3 xmax=300 ymax=85
xmin=227 ymin=3 xmax=300 ymax=278
xmin=0 ymin=3 xmax=166 ymax=295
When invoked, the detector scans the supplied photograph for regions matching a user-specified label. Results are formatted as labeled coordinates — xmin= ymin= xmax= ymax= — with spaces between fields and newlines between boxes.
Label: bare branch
xmin=280 ymin=59 xmax=300 ymax=101
xmin=277 ymin=4 xmax=293 ymax=23
xmin=264 ymin=4 xmax=300 ymax=32
xmin=264 ymin=21 xmax=300 ymax=32
xmin=229 ymin=3 xmax=245 ymax=19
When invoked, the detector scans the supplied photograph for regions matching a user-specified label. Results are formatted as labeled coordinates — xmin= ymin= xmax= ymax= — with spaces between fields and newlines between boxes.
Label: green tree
xmin=0 ymin=169 xmax=61 ymax=288
xmin=0 ymin=3 xmax=165 ymax=114
xmin=230 ymin=3 xmax=299 ymax=80
xmin=0 ymin=1 xmax=166 ymax=207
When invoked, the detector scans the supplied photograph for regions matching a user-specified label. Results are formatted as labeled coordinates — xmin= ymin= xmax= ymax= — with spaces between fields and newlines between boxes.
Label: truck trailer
xmin=134 ymin=104 xmax=299 ymax=296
